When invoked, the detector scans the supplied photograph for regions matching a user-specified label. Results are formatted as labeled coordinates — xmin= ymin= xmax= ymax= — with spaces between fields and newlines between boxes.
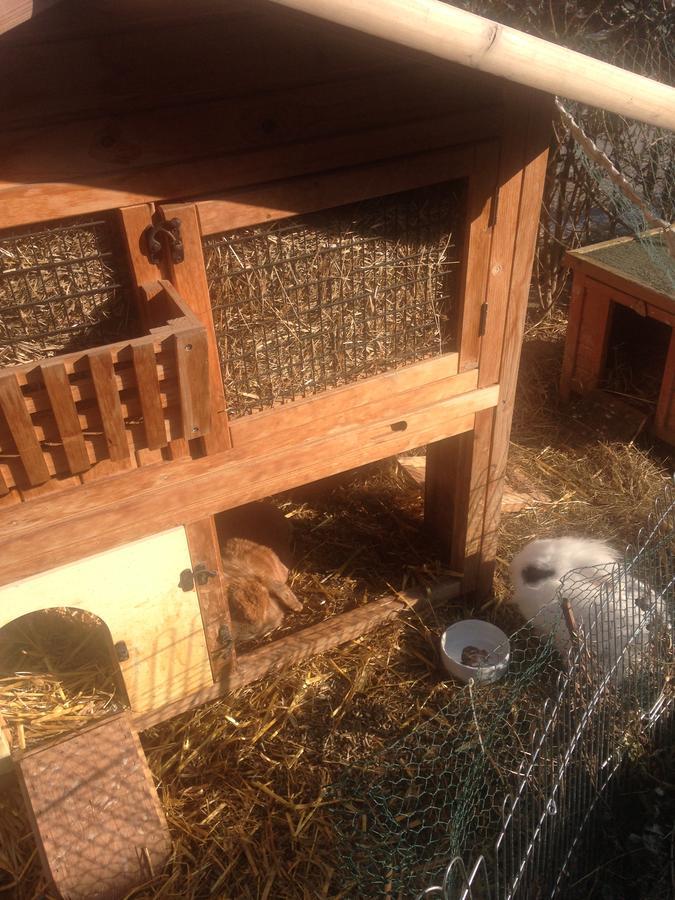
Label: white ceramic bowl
xmin=440 ymin=619 xmax=510 ymax=684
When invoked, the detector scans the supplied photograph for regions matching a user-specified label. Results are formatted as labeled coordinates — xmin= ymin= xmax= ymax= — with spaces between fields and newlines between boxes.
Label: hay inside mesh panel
xmin=0 ymin=214 xmax=138 ymax=367
xmin=204 ymin=181 xmax=465 ymax=417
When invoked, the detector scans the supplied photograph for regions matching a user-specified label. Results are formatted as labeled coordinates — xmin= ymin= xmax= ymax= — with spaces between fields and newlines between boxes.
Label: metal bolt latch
xmin=179 ymin=563 xmax=217 ymax=592
xmin=144 ymin=218 xmax=184 ymax=264
xmin=217 ymin=623 xmax=233 ymax=650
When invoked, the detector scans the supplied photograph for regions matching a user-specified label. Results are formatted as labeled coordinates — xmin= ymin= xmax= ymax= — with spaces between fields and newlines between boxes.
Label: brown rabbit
xmin=214 ymin=501 xmax=293 ymax=569
xmin=221 ymin=537 xmax=302 ymax=643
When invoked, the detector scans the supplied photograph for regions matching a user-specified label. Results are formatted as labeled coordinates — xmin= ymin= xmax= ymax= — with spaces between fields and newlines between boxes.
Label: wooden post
xmin=157 ymin=202 xmax=232 ymax=455
xmin=476 ymin=93 xmax=552 ymax=598
xmin=559 ymin=271 xmax=587 ymax=401
xmin=423 ymin=141 xmax=496 ymax=583
xmin=426 ymin=91 xmax=551 ymax=596
xmin=118 ymin=203 xmax=190 ymax=463
xmin=565 ymin=281 xmax=614 ymax=396
xmin=185 ymin=518 xmax=236 ymax=681
xmin=654 ymin=326 xmax=675 ymax=445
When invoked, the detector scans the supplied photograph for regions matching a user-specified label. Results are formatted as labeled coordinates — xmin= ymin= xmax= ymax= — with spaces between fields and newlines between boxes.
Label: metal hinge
xmin=178 ymin=563 xmax=217 ymax=592
xmin=479 ymin=303 xmax=489 ymax=337
xmin=144 ymin=217 xmax=184 ymax=265
xmin=488 ymin=188 xmax=499 ymax=228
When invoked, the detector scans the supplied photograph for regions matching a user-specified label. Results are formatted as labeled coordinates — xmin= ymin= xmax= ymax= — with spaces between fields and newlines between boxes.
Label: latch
xmin=144 ymin=218 xmax=184 ymax=265
xmin=178 ymin=563 xmax=217 ymax=592
xmin=479 ymin=302 xmax=489 ymax=337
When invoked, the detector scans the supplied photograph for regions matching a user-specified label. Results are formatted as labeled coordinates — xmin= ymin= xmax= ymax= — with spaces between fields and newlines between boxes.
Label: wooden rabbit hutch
xmin=560 ymin=230 xmax=675 ymax=446
xmin=1 ymin=0 xmax=671 ymax=896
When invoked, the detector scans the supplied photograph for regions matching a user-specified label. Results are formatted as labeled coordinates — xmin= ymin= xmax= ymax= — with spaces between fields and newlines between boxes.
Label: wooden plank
xmin=566 ymin=253 xmax=673 ymax=313
xmin=0 ymin=373 xmax=482 ymax=491
xmin=559 ymin=271 xmax=587 ymax=401
xmin=185 ymin=518 xmax=235 ymax=681
xmin=0 ymin=110 xmax=500 ymax=231
xmin=118 ymin=204 xmax=173 ymax=468
xmin=0 ymin=0 xmax=63 ymax=36
xmin=0 ymin=373 xmax=49 ymax=486
xmin=0 ymin=1 xmax=265 ymax=45
xmin=654 ymin=325 xmax=675 ymax=446
xmin=456 ymin=141 xmax=498 ymax=372
xmin=39 ymin=361 xmax=90 ymax=475
xmin=0 ymin=330 xmax=171 ymax=381
xmin=158 ymin=204 xmax=231 ymax=454
xmin=0 ymin=4 xmax=442 ymax=128
xmin=174 ymin=326 xmax=211 ymax=441
xmin=427 ymin=94 xmax=531 ymax=589
xmin=0 ymin=528 xmax=213 ymax=714
xmin=476 ymin=93 xmax=552 ymax=598
xmin=88 ymin=351 xmax=130 ymax=462
xmin=0 ymin=401 xmax=485 ymax=589
xmin=132 ymin=342 xmax=168 ymax=450
xmin=196 ymin=143 xmax=474 ymax=235
xmin=134 ymin=579 xmax=462 ymax=731
xmin=423 ymin=140 xmax=501 ymax=578
xmin=477 ymin=101 xmax=529 ymax=388
xmin=15 ymin=711 xmax=171 ymax=900
xmin=231 ymin=354 xmax=462 ymax=445
xmin=236 ymin=369 xmax=479 ymax=455
xmin=571 ymin=281 xmax=613 ymax=394
xmin=0 ymin=465 xmax=8 ymax=496
xmin=0 ymin=63 xmax=483 ymax=189
xmin=1 ymin=381 xmax=175 ymax=441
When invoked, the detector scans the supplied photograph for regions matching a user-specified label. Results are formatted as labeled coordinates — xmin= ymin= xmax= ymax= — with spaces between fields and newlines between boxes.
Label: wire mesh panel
xmin=328 ymin=485 xmax=674 ymax=899
xmin=0 ymin=214 xmax=138 ymax=367
xmin=204 ymin=181 xmax=465 ymax=418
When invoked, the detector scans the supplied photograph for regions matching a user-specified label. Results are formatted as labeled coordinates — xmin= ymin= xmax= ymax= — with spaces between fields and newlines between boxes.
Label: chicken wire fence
xmin=329 ymin=483 xmax=674 ymax=899
xmin=203 ymin=180 xmax=464 ymax=418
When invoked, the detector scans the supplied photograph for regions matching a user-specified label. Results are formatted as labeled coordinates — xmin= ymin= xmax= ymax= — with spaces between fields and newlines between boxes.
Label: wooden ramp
xmin=15 ymin=712 xmax=171 ymax=900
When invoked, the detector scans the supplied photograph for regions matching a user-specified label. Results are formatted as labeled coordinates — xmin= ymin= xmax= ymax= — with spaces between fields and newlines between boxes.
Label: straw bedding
xmin=0 ymin=214 xmax=138 ymax=368
xmin=203 ymin=182 xmax=463 ymax=418
xmin=0 ymin=310 xmax=671 ymax=898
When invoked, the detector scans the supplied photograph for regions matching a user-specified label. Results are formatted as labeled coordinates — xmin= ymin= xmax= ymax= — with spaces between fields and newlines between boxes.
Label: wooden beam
xmin=158 ymin=203 xmax=232 ymax=454
xmin=134 ymin=578 xmax=461 ymax=731
xmin=0 ymin=385 xmax=498 ymax=587
xmin=267 ymin=0 xmax=675 ymax=130
xmin=196 ymin=143 xmax=474 ymax=235
xmin=0 ymin=110 xmax=499 ymax=231
xmin=0 ymin=0 xmax=63 ymax=37
xmin=476 ymin=94 xmax=552 ymax=597
xmin=565 ymin=254 xmax=674 ymax=317
xmin=185 ymin=518 xmax=235 ymax=681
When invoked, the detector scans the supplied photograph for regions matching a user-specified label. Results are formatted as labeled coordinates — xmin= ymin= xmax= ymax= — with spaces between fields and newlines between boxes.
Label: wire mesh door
xmin=154 ymin=144 xmax=500 ymax=426
xmin=202 ymin=180 xmax=466 ymax=419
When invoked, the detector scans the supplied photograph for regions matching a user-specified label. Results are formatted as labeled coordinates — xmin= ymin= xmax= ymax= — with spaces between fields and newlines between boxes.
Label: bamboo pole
xmin=0 ymin=0 xmax=64 ymax=37
xmin=266 ymin=0 xmax=675 ymax=131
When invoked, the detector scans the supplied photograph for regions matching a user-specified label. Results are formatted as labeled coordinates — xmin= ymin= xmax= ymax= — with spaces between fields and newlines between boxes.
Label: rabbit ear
xmin=227 ymin=578 xmax=270 ymax=625
xmin=266 ymin=580 xmax=303 ymax=612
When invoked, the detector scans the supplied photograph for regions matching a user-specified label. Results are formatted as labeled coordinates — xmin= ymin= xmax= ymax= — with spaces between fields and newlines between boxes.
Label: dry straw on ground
xmin=1 ymin=307 xmax=670 ymax=898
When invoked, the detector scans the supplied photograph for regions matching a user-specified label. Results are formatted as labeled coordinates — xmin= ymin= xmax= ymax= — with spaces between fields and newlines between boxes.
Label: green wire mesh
xmin=329 ymin=485 xmax=674 ymax=900
xmin=328 ymin=627 xmax=560 ymax=898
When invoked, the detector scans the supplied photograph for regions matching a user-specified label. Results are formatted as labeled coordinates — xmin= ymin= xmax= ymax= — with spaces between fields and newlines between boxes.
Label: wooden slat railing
xmin=0 ymin=280 xmax=211 ymax=496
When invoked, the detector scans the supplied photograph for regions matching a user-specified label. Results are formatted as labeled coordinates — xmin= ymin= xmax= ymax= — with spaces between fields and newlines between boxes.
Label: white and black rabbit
xmin=510 ymin=537 xmax=665 ymax=673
